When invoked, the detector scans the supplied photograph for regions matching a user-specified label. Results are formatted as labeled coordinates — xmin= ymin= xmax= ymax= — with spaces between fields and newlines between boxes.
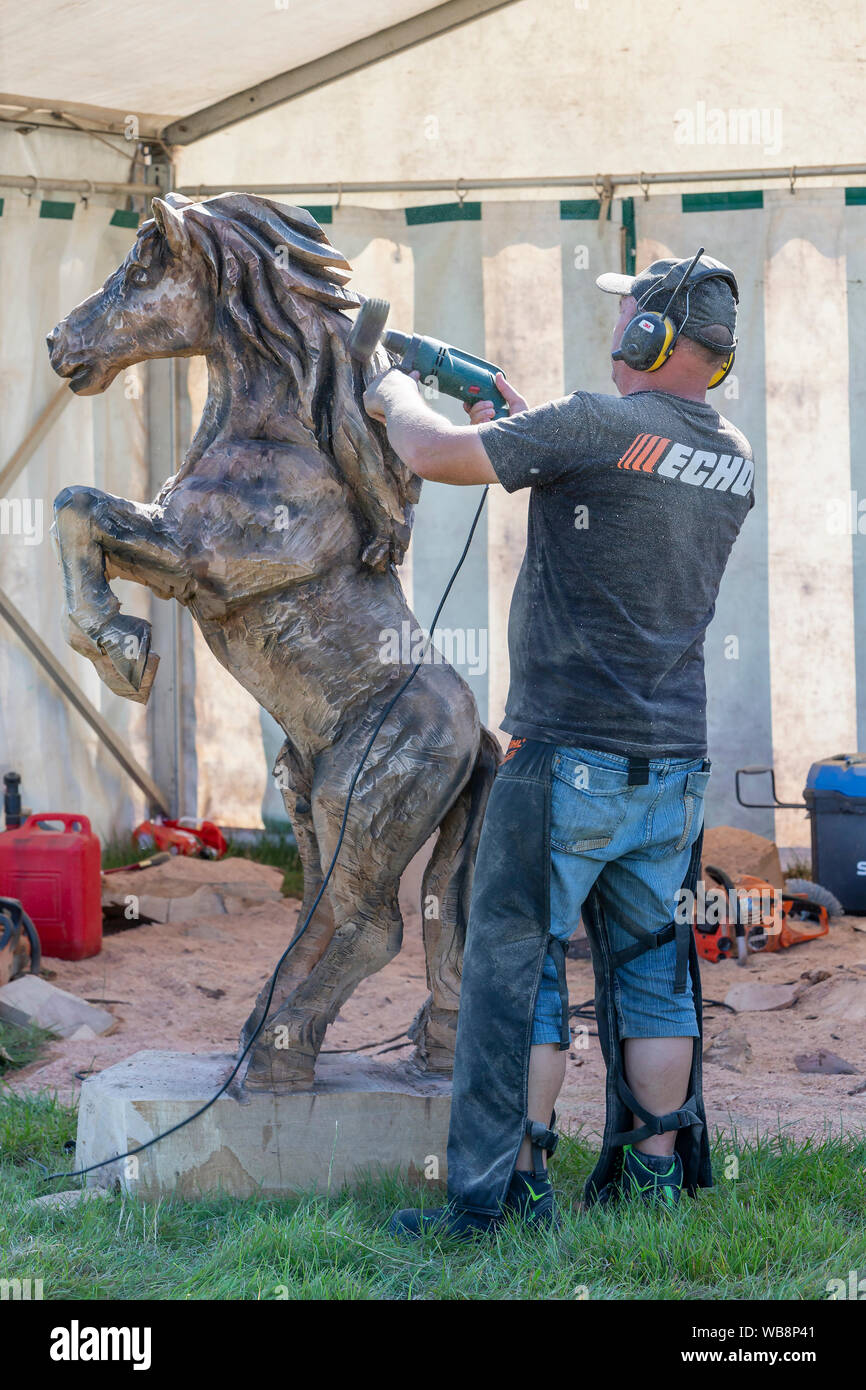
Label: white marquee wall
xmin=1 ymin=0 xmax=864 ymax=847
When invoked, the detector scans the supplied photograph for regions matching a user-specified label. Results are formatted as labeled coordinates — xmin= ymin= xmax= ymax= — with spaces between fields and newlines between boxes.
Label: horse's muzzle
xmin=46 ymin=323 xmax=110 ymax=394
xmin=45 ymin=322 xmax=63 ymax=365
xmin=46 ymin=321 xmax=79 ymax=377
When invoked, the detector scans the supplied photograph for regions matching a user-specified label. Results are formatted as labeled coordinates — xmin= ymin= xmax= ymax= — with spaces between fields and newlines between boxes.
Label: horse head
xmin=47 ymin=192 xmax=420 ymax=570
xmin=46 ymin=195 xmax=217 ymax=394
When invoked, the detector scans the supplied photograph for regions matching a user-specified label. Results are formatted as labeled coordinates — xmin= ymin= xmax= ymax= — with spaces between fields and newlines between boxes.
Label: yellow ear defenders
xmin=612 ymin=247 xmax=738 ymax=388
xmin=699 ymin=339 xmax=736 ymax=389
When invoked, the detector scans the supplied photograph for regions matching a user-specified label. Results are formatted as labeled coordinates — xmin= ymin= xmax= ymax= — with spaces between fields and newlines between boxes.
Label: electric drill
xmin=347 ymin=297 xmax=510 ymax=419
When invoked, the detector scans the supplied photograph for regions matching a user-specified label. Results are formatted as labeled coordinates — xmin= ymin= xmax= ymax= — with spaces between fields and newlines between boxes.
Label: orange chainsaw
xmin=694 ymin=865 xmax=829 ymax=964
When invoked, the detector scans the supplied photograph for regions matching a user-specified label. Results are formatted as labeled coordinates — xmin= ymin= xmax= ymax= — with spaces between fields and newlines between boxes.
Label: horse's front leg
xmin=53 ymin=485 xmax=192 ymax=703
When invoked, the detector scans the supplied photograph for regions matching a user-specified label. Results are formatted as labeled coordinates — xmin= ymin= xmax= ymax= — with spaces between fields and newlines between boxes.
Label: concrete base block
xmin=77 ymin=1050 xmax=452 ymax=1200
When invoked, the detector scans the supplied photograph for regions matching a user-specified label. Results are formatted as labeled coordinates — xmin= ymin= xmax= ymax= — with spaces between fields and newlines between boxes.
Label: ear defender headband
xmin=611 ymin=247 xmax=738 ymax=387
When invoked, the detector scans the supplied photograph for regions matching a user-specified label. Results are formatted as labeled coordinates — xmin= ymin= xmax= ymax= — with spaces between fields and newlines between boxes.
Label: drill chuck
xmin=382 ymin=329 xmax=410 ymax=356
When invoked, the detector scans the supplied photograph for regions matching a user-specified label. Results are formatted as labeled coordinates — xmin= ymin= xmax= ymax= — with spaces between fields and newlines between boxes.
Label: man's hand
xmin=363 ymin=366 xmax=415 ymax=424
xmin=464 ymin=372 xmax=528 ymax=424
xmin=361 ymin=365 xmax=497 ymax=486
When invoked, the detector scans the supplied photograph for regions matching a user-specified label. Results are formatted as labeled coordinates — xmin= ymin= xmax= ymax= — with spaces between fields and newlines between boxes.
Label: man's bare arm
xmin=363 ymin=368 xmax=526 ymax=485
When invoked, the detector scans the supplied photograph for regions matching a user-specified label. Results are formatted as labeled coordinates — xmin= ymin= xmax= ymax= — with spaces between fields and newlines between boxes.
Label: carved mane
xmin=153 ymin=192 xmax=420 ymax=571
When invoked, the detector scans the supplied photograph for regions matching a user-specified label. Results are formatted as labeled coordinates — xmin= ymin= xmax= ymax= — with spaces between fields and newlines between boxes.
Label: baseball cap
xmin=596 ymin=254 xmax=738 ymax=348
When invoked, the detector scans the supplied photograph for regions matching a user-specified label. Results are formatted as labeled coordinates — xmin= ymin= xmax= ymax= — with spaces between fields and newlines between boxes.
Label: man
xmin=363 ymin=254 xmax=754 ymax=1238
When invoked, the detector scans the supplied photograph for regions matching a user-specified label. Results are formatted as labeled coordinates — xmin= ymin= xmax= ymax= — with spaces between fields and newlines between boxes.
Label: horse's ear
xmin=151 ymin=197 xmax=189 ymax=258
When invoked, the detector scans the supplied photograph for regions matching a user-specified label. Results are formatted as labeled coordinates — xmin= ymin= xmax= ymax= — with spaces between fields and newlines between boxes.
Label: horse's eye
xmin=127 ymin=267 xmax=149 ymax=287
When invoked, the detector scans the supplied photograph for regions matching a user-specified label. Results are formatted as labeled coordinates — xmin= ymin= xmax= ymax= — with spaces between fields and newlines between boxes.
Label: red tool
xmin=102 ymin=850 xmax=171 ymax=877
xmin=0 ymin=813 xmax=102 ymax=960
xmin=132 ymin=817 xmax=227 ymax=860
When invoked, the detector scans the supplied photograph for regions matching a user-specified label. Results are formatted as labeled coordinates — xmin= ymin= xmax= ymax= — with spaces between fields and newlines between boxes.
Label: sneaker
xmin=504 ymin=1169 xmax=560 ymax=1229
xmin=388 ymin=1204 xmax=500 ymax=1242
xmin=621 ymin=1144 xmax=683 ymax=1208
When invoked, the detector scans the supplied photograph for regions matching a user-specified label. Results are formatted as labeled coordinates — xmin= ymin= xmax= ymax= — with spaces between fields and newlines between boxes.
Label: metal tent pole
xmin=0 ymin=174 xmax=156 ymax=196
xmin=2 ymin=164 xmax=866 ymax=203
xmin=177 ymin=163 xmax=866 ymax=199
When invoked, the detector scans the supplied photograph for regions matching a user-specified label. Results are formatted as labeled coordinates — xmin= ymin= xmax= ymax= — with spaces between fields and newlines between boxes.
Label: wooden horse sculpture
xmin=48 ymin=192 xmax=499 ymax=1091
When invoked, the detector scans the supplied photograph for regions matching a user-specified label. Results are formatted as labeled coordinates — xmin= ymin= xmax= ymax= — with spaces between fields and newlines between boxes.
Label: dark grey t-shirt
xmin=478 ymin=389 xmax=755 ymax=758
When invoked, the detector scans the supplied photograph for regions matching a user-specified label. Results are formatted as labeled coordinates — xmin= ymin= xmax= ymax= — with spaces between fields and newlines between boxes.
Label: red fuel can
xmin=0 ymin=813 xmax=102 ymax=960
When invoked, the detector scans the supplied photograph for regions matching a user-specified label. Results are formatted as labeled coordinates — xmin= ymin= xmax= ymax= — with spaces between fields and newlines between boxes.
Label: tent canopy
xmin=0 ymin=0 xmax=515 ymax=140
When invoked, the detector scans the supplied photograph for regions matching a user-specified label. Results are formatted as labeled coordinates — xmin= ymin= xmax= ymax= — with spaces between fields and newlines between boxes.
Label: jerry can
xmin=0 ymin=813 xmax=102 ymax=959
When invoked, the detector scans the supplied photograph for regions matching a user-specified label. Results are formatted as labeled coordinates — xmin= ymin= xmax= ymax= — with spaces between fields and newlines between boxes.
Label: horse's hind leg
xmin=242 ymin=858 xmax=404 ymax=1091
xmin=53 ymin=485 xmax=190 ymax=701
xmin=242 ymin=716 xmax=468 ymax=1091
xmin=236 ymin=739 xmax=337 ymax=1057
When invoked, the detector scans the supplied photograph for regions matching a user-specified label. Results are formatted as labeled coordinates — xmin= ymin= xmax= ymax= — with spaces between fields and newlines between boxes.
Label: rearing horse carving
xmin=48 ymin=192 xmax=499 ymax=1091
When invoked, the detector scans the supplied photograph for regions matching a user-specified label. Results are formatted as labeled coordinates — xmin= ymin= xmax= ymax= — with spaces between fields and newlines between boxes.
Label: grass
xmin=99 ymin=836 xmax=145 ymax=871
xmin=784 ymin=856 xmax=813 ymax=881
xmin=1 ymin=1089 xmax=864 ymax=1300
xmin=225 ymin=831 xmax=303 ymax=900
xmin=0 ymin=1020 xmax=53 ymax=1075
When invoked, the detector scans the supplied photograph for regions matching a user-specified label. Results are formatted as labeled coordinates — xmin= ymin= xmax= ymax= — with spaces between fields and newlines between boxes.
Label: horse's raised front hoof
xmin=408 ymin=996 xmax=457 ymax=1074
xmin=86 ymin=615 xmax=158 ymax=704
xmin=62 ymin=611 xmax=160 ymax=704
xmin=93 ymin=648 xmax=160 ymax=705
xmin=95 ymin=613 xmax=152 ymax=686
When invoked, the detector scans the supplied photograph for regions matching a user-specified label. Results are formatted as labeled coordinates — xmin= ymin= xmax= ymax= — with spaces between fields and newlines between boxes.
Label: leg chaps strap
xmin=525 ymin=1118 xmax=558 ymax=1180
xmin=609 ymin=916 xmax=692 ymax=994
xmin=611 ymin=1074 xmax=704 ymax=1148
xmin=525 ymin=1119 xmax=558 ymax=1157
xmin=547 ymin=935 xmax=571 ymax=1049
xmin=582 ymin=829 xmax=713 ymax=1206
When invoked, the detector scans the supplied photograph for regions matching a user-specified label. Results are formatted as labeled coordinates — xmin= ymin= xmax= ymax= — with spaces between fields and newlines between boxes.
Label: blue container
xmin=804 ymin=754 xmax=866 ymax=912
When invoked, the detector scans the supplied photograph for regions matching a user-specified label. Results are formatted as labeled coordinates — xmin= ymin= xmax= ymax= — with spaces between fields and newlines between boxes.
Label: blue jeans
xmin=532 ymin=745 xmax=711 ymax=1044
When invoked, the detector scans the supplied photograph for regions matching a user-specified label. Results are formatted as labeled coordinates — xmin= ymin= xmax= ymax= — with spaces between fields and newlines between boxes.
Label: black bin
xmin=737 ymin=755 xmax=866 ymax=914
xmin=804 ymin=755 xmax=866 ymax=913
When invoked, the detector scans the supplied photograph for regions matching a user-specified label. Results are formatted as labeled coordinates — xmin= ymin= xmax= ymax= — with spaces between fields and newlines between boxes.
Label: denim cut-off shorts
xmin=532 ymin=745 xmax=710 ymax=1044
